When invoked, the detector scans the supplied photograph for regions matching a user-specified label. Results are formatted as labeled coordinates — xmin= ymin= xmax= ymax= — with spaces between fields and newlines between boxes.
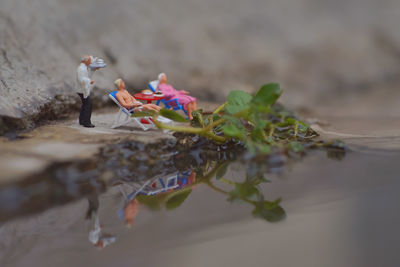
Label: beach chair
xmin=148 ymin=80 xmax=188 ymax=116
xmin=147 ymin=174 xmax=180 ymax=195
xmin=109 ymin=91 xmax=154 ymax=130
xmin=117 ymin=175 xmax=180 ymax=219
xmin=177 ymin=170 xmax=192 ymax=187
xmin=119 ymin=174 xmax=179 ymax=200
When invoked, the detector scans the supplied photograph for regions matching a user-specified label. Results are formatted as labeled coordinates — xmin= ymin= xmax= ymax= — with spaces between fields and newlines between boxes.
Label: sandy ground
xmin=0 ymin=111 xmax=173 ymax=184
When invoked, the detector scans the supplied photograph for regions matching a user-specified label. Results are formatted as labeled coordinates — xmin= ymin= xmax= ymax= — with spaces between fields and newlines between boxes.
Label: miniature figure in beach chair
xmin=117 ymin=176 xmax=179 ymax=227
xmin=109 ymin=79 xmax=161 ymax=130
xmin=148 ymin=73 xmax=198 ymax=120
xmin=117 ymin=171 xmax=196 ymax=227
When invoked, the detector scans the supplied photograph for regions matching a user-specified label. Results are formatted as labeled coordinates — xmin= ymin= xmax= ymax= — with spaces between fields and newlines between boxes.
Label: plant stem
xmin=153 ymin=119 xmax=204 ymax=134
xmin=269 ymin=125 xmax=275 ymax=137
xmin=204 ymin=118 xmax=227 ymax=131
xmin=204 ymin=132 xmax=229 ymax=143
xmin=153 ymin=115 xmax=228 ymax=142
xmin=213 ymin=101 xmax=228 ymax=114
xmin=294 ymin=121 xmax=299 ymax=140
xmin=220 ymin=178 xmax=235 ymax=185
xmin=205 ymin=180 xmax=229 ymax=195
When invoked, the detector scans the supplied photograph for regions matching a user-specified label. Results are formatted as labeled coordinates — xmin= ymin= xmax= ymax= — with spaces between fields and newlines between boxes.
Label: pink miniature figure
xmin=76 ymin=55 xmax=106 ymax=128
xmin=157 ymin=73 xmax=198 ymax=120
xmin=114 ymin=79 xmax=161 ymax=112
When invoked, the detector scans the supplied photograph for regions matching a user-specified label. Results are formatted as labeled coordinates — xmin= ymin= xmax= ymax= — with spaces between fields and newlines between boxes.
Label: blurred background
xmin=0 ymin=0 xmax=400 ymax=129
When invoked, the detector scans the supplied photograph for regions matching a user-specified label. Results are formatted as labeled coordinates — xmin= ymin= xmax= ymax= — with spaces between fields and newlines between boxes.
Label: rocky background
xmin=1 ymin=0 xmax=400 ymax=133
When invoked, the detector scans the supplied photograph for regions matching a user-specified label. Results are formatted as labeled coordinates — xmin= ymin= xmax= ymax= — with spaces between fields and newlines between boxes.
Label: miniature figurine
xmin=123 ymin=198 xmax=140 ymax=228
xmin=76 ymin=55 xmax=106 ymax=128
xmin=86 ymin=193 xmax=116 ymax=249
xmin=157 ymin=73 xmax=197 ymax=120
xmin=88 ymin=212 xmax=116 ymax=249
xmin=114 ymin=79 xmax=161 ymax=112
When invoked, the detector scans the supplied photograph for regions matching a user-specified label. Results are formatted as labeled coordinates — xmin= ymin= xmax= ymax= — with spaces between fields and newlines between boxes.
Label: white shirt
xmin=76 ymin=63 xmax=94 ymax=98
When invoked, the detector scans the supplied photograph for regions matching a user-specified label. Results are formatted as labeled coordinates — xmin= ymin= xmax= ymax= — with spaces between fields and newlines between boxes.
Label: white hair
xmin=158 ymin=73 xmax=166 ymax=82
xmin=114 ymin=78 xmax=123 ymax=88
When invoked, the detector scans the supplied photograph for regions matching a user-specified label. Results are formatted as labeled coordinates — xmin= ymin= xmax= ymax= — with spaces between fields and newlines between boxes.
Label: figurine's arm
xmin=117 ymin=94 xmax=142 ymax=109
xmin=82 ymin=79 xmax=94 ymax=98
xmin=130 ymin=95 xmax=143 ymax=106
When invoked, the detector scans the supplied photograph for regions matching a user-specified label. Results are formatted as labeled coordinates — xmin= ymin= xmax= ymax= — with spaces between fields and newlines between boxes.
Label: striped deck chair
xmin=109 ymin=91 xmax=154 ymax=130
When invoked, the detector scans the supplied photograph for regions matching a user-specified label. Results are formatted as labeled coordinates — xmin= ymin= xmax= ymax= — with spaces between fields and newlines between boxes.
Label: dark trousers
xmin=78 ymin=93 xmax=93 ymax=125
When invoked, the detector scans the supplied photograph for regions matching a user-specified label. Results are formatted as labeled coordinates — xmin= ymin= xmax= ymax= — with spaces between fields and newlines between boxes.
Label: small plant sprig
xmin=132 ymin=83 xmax=318 ymax=155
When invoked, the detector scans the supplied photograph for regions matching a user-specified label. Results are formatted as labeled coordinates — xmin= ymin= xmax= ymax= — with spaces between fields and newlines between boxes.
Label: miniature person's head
xmin=158 ymin=73 xmax=167 ymax=84
xmin=81 ymin=55 xmax=92 ymax=66
xmin=114 ymin=78 xmax=125 ymax=90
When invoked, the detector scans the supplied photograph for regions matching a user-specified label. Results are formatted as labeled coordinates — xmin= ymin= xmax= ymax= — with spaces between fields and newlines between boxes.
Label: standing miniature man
xmin=76 ymin=55 xmax=104 ymax=128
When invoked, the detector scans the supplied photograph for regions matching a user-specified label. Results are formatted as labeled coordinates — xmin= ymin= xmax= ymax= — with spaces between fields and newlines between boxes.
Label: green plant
xmin=133 ymin=83 xmax=318 ymax=154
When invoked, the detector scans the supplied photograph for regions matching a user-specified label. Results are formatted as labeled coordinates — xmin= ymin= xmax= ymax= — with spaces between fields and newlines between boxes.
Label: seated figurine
xmin=157 ymin=73 xmax=197 ymax=120
xmin=114 ymin=79 xmax=161 ymax=112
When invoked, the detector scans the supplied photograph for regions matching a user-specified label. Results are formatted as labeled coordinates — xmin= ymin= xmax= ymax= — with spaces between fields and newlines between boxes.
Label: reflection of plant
xmin=137 ymin=160 xmax=285 ymax=223
xmin=133 ymin=83 xmax=318 ymax=155
xmin=203 ymin=161 xmax=285 ymax=222
xmin=136 ymin=187 xmax=192 ymax=211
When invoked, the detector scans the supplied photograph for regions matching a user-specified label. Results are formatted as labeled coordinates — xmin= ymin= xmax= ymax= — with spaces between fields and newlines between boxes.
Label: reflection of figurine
xmin=86 ymin=194 xmax=116 ymax=249
xmin=114 ymin=79 xmax=161 ymax=112
xmin=157 ymin=73 xmax=197 ymax=120
xmin=76 ymin=55 xmax=105 ymax=128
xmin=177 ymin=170 xmax=196 ymax=188
xmin=88 ymin=212 xmax=116 ymax=249
xmin=123 ymin=198 xmax=140 ymax=228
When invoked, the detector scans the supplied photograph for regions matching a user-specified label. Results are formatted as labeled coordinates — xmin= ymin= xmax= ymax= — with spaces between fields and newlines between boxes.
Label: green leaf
xmin=256 ymin=143 xmax=271 ymax=154
xmin=228 ymin=180 xmax=260 ymax=202
xmin=136 ymin=194 xmax=164 ymax=211
xmin=252 ymin=83 xmax=282 ymax=107
xmin=216 ymin=162 xmax=230 ymax=180
xmin=191 ymin=110 xmax=205 ymax=127
xmin=225 ymin=90 xmax=252 ymax=114
xmin=222 ymin=123 xmax=245 ymax=139
xmin=165 ymin=189 xmax=192 ymax=210
xmin=159 ymin=108 xmax=188 ymax=122
xmin=287 ymin=141 xmax=304 ymax=153
xmin=250 ymin=128 xmax=265 ymax=141
xmin=252 ymin=200 xmax=286 ymax=222
xmin=284 ymin=117 xmax=296 ymax=125
xmin=248 ymin=112 xmax=270 ymax=130
xmin=131 ymin=110 xmax=156 ymax=117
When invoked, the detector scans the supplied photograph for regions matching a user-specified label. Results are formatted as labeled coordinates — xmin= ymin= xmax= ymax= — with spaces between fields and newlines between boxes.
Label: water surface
xmin=0 ymin=141 xmax=399 ymax=267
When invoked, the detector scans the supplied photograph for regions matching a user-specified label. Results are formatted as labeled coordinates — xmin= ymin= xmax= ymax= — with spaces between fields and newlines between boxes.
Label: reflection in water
xmin=0 ymin=139 xmax=346 ymax=250
xmin=86 ymin=161 xmax=286 ymax=249
xmin=88 ymin=212 xmax=116 ymax=249
xmin=86 ymin=193 xmax=116 ymax=249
